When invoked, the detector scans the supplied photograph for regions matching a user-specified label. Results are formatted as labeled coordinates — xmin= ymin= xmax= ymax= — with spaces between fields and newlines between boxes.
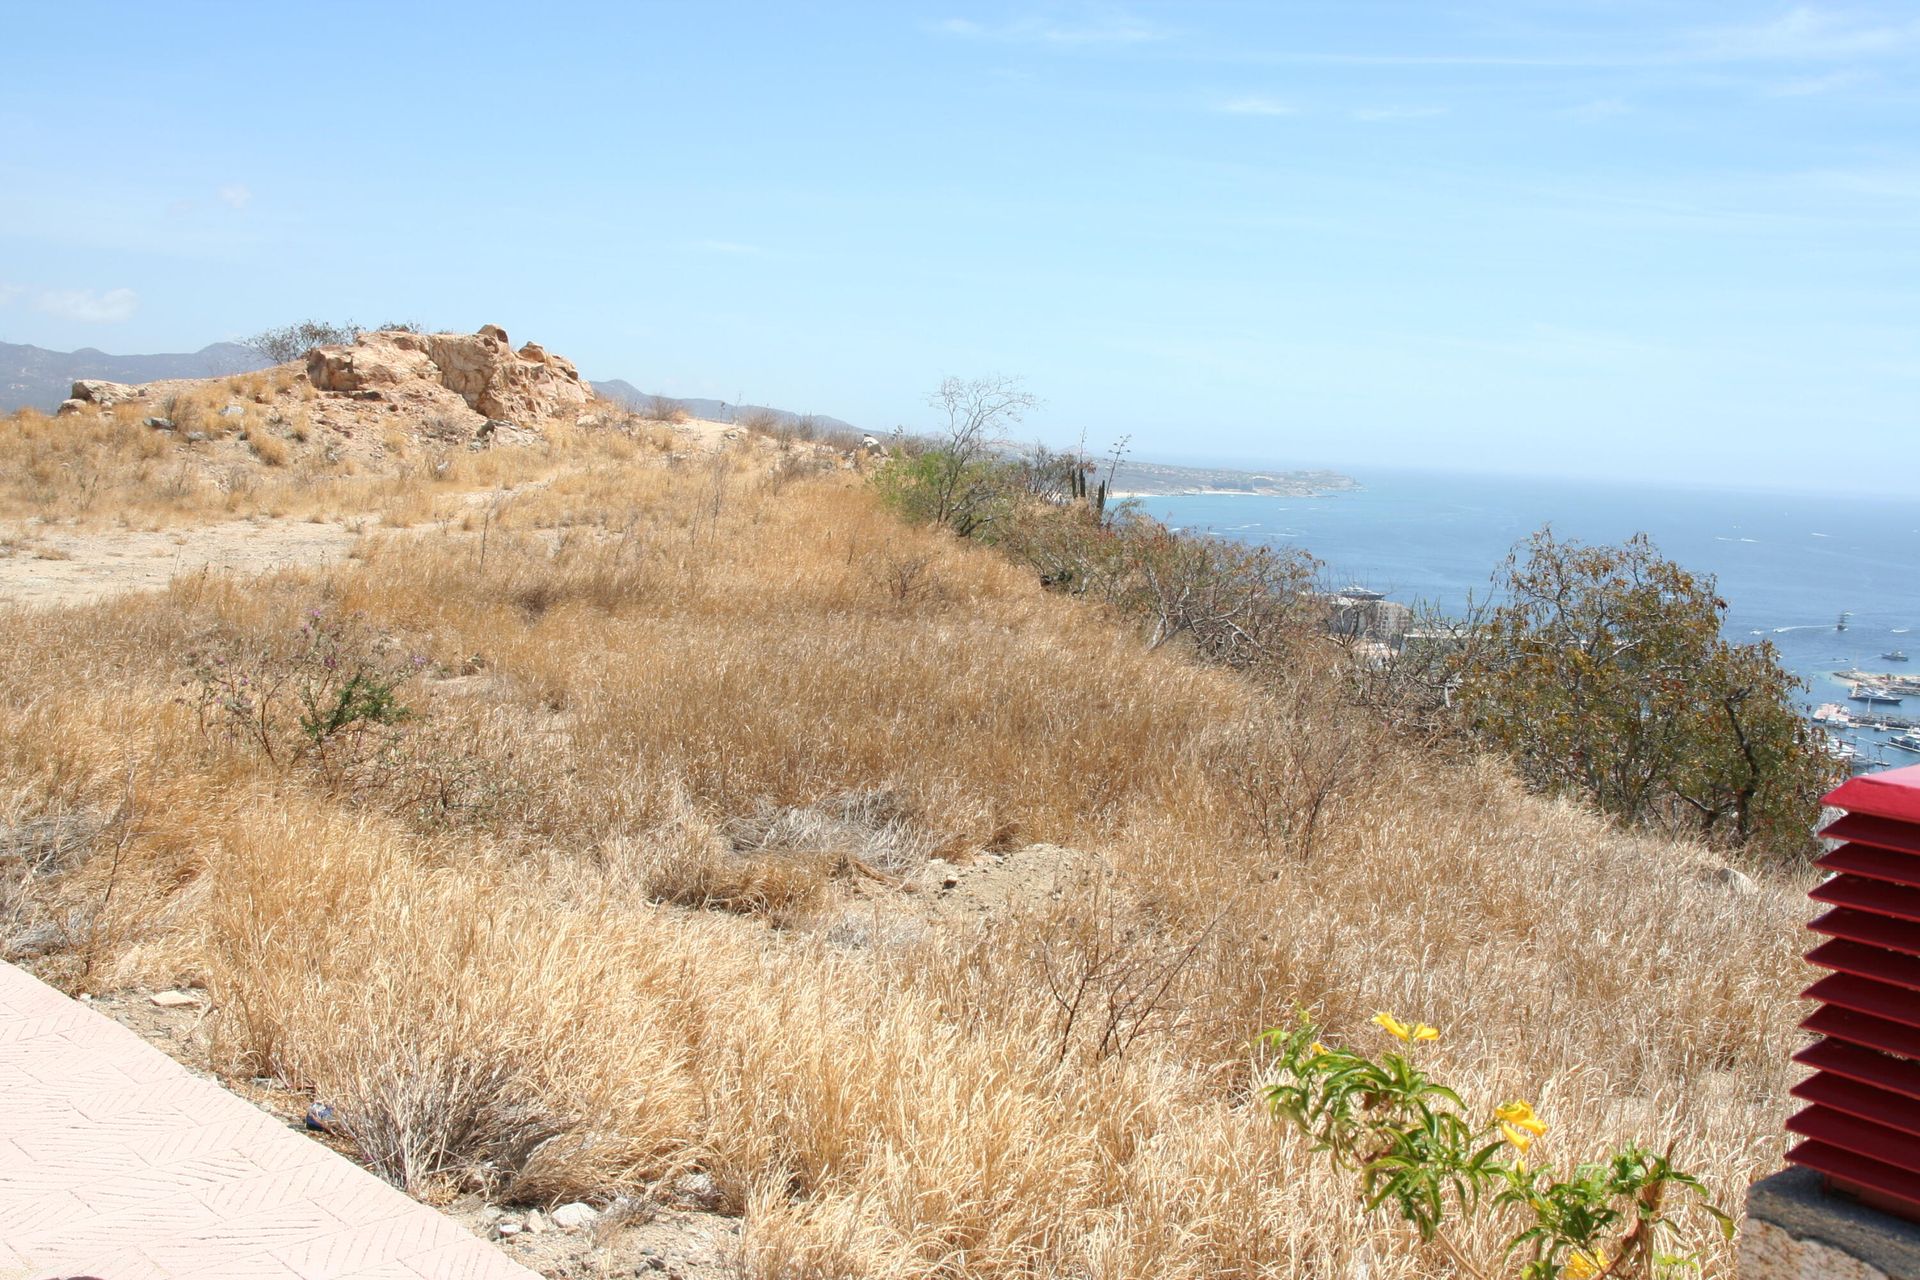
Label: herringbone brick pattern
xmin=0 ymin=963 xmax=538 ymax=1280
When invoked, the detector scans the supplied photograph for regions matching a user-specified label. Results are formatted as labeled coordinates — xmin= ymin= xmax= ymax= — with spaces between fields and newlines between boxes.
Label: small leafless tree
xmin=242 ymin=320 xmax=361 ymax=363
xmin=922 ymin=374 xmax=1039 ymax=531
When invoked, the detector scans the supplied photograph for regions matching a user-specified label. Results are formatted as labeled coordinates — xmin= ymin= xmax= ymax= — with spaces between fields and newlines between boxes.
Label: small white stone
xmin=1713 ymin=866 xmax=1758 ymax=895
xmin=551 ymin=1201 xmax=599 ymax=1229
xmin=524 ymin=1209 xmax=548 ymax=1234
xmin=150 ymin=990 xmax=201 ymax=1008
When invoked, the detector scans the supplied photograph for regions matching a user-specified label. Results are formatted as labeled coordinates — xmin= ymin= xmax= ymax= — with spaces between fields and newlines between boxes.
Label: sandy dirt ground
xmin=0 ymin=419 xmax=756 ymax=612
xmin=0 ymin=517 xmax=361 ymax=608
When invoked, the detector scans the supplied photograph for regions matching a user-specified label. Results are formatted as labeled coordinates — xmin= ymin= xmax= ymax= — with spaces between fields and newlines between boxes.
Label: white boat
xmin=1884 ymin=650 xmax=1910 ymax=662
xmin=1890 ymin=732 xmax=1920 ymax=755
xmin=1850 ymin=685 xmax=1905 ymax=706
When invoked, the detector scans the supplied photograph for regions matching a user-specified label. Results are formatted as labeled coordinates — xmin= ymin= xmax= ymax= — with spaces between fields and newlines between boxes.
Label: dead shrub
xmin=248 ymin=432 xmax=291 ymax=467
xmin=643 ymin=395 xmax=692 ymax=425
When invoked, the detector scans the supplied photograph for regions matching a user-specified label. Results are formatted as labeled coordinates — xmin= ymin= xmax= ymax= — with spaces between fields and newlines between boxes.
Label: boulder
xmin=54 ymin=399 xmax=88 ymax=417
xmin=70 ymin=379 xmax=141 ymax=407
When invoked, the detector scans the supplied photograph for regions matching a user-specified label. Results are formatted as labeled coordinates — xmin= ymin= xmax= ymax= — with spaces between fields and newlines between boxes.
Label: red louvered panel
xmin=1826 ymin=772 xmax=1920 ymax=826
xmin=1807 ymin=973 xmax=1920 ymax=1031
xmin=1820 ymin=844 xmax=1920 ymax=888
xmin=1821 ymin=813 xmax=1920 ymax=858
xmin=1791 ymin=1073 xmax=1920 ymax=1137
xmin=1792 ymin=766 xmax=1920 ymax=1224
xmin=1805 ymin=997 xmax=1920 ymax=1059
xmin=1787 ymin=1105 xmax=1920 ymax=1175
xmin=1794 ymin=1038 xmax=1920 ymax=1100
xmin=1807 ymin=939 xmax=1920 ymax=994
xmin=1787 ymin=1139 xmax=1920 ymax=1219
xmin=1809 ymin=907 xmax=1920 ymax=957
xmin=1809 ymin=875 xmax=1920 ymax=923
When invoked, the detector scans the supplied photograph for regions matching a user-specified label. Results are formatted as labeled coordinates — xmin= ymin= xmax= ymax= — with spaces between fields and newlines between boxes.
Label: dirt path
xmin=0 ymin=518 xmax=361 ymax=608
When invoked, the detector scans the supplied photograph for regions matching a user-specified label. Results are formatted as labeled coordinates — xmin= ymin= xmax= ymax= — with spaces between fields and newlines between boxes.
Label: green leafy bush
xmin=1450 ymin=530 xmax=1841 ymax=854
xmin=1261 ymin=1011 xmax=1731 ymax=1279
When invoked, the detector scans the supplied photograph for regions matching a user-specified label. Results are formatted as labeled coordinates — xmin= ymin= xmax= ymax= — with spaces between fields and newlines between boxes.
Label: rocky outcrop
xmin=69 ymin=379 xmax=142 ymax=408
xmin=304 ymin=335 xmax=435 ymax=396
xmin=306 ymin=326 xmax=591 ymax=423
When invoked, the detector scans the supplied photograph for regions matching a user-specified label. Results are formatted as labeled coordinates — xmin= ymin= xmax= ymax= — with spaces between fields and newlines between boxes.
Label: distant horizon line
xmin=1141 ymin=453 xmax=1915 ymax=503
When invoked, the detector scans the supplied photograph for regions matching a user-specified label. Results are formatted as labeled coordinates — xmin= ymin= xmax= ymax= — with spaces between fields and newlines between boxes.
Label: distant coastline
xmin=1107 ymin=459 xmax=1358 ymax=499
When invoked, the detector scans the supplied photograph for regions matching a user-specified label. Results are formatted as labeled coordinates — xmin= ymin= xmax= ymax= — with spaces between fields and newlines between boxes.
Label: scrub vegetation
xmin=0 ymin=383 xmax=1814 ymax=1278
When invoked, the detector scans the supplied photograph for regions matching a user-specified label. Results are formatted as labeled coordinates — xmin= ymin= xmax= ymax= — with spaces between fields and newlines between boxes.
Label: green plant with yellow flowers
xmin=1260 ymin=1012 xmax=1732 ymax=1280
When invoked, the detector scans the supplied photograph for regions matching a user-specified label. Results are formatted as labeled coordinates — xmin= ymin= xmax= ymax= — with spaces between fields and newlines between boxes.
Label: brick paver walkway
xmin=0 ymin=962 xmax=538 ymax=1280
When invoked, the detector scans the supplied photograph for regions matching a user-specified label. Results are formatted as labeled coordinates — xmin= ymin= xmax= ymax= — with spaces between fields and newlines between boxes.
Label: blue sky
xmin=2 ymin=3 xmax=1915 ymax=492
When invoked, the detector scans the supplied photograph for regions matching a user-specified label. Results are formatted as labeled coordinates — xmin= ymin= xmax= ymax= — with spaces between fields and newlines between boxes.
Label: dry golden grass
xmin=0 ymin=393 xmax=676 ymax=530
xmin=0 ymin=437 xmax=1811 ymax=1277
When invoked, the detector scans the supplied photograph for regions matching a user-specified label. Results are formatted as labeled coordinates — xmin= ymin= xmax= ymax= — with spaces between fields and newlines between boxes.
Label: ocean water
xmin=1140 ymin=469 xmax=1920 ymax=766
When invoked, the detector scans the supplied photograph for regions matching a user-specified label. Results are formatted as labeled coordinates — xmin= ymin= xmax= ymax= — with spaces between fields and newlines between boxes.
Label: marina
xmin=1836 ymin=669 xmax=1920 ymax=696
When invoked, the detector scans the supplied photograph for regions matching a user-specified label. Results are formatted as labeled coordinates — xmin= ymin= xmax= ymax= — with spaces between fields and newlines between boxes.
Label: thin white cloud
xmin=1182 ymin=7 xmax=1920 ymax=71
xmin=1352 ymin=106 xmax=1448 ymax=122
xmin=935 ymin=8 xmax=1165 ymax=47
xmin=34 ymin=287 xmax=139 ymax=323
xmin=1770 ymin=68 xmax=1871 ymax=96
xmin=217 ymin=183 xmax=253 ymax=210
xmin=1217 ymin=95 xmax=1298 ymax=117
xmin=1566 ymin=98 xmax=1632 ymax=119
xmin=1694 ymin=6 xmax=1920 ymax=61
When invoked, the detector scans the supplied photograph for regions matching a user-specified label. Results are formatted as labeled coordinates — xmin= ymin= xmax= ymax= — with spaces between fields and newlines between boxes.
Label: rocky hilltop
xmin=44 ymin=324 xmax=608 ymax=471
xmin=305 ymin=324 xmax=593 ymax=425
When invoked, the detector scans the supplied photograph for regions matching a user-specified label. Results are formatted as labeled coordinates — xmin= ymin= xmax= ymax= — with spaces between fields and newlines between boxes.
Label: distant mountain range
xmin=2 ymin=340 xmax=269 ymax=412
xmin=590 ymin=379 xmax=863 ymax=436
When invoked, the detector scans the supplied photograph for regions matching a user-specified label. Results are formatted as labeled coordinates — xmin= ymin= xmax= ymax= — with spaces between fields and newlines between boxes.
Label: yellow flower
xmin=1563 ymin=1248 xmax=1610 ymax=1279
xmin=1308 ymin=1041 xmax=1330 ymax=1058
xmin=1372 ymin=1012 xmax=1439 ymax=1043
xmin=1496 ymin=1100 xmax=1548 ymax=1152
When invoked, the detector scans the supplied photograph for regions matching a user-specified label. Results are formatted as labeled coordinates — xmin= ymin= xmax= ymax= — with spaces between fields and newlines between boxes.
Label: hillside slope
xmin=0 ymin=338 xmax=1804 ymax=1279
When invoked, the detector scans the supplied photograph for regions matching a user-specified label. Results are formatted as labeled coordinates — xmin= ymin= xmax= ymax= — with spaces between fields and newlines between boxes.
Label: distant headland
xmin=1107 ymin=458 xmax=1358 ymax=498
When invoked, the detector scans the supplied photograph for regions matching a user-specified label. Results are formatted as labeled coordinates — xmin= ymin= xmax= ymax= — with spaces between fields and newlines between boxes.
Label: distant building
xmin=1324 ymin=591 xmax=1413 ymax=644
